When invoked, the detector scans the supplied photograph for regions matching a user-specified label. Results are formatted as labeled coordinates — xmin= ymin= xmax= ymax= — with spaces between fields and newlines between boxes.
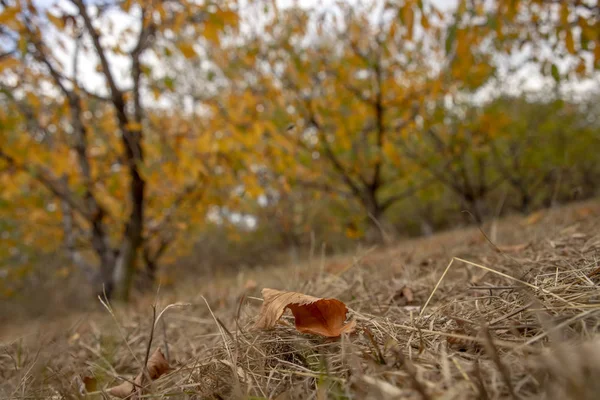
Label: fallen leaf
xmin=253 ymin=288 xmax=356 ymax=337
xmin=391 ymin=285 xmax=414 ymax=306
xmin=495 ymin=242 xmax=530 ymax=253
xmin=107 ymin=348 xmax=170 ymax=398
xmin=82 ymin=376 xmax=97 ymax=393
xmin=144 ymin=348 xmax=170 ymax=380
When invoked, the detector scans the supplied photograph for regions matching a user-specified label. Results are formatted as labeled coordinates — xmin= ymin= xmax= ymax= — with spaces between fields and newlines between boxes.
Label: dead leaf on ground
xmin=253 ymin=288 xmax=356 ymax=337
xmin=495 ymin=242 xmax=530 ymax=253
xmin=82 ymin=376 xmax=97 ymax=393
xmin=391 ymin=285 xmax=414 ymax=306
xmin=107 ymin=348 xmax=170 ymax=398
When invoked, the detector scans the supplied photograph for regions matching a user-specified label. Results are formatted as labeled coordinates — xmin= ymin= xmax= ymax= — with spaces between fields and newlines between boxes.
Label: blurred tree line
xmin=0 ymin=0 xmax=599 ymax=304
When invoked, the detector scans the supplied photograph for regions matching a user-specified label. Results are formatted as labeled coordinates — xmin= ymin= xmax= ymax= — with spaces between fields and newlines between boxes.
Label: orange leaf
xmin=203 ymin=23 xmax=220 ymax=44
xmin=565 ymin=29 xmax=576 ymax=54
xmin=107 ymin=348 xmax=170 ymax=398
xmin=254 ymin=288 xmax=356 ymax=337
xmin=177 ymin=42 xmax=196 ymax=59
xmin=0 ymin=56 xmax=19 ymax=72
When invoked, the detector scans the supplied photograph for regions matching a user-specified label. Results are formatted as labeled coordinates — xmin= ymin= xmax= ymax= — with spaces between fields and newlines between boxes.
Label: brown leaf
xmin=253 ymin=288 xmax=356 ymax=337
xmin=107 ymin=348 xmax=170 ymax=398
xmin=392 ymin=286 xmax=414 ymax=306
xmin=145 ymin=347 xmax=170 ymax=380
xmin=82 ymin=376 xmax=97 ymax=393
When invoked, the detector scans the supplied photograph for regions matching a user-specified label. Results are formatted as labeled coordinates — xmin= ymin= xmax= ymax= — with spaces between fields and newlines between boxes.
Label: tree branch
xmin=73 ymin=0 xmax=123 ymax=102
xmin=371 ymin=50 xmax=384 ymax=191
xmin=131 ymin=6 xmax=155 ymax=123
xmin=379 ymin=177 xmax=437 ymax=211
xmin=307 ymin=107 xmax=367 ymax=204
xmin=294 ymin=179 xmax=353 ymax=198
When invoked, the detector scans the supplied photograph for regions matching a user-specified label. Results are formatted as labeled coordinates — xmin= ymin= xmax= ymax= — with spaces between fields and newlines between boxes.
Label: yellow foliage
xmin=46 ymin=12 xmax=65 ymax=29
xmin=0 ymin=6 xmax=21 ymax=30
xmin=216 ymin=10 xmax=239 ymax=28
xmin=177 ymin=42 xmax=196 ymax=58
xmin=125 ymin=121 xmax=142 ymax=132
xmin=203 ymin=23 xmax=221 ymax=44
xmin=565 ymin=29 xmax=575 ymax=54
xmin=3 ymin=0 xmax=598 ymax=293
xmin=0 ymin=56 xmax=20 ymax=72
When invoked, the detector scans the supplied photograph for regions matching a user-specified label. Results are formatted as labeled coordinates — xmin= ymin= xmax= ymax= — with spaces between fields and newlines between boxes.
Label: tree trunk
xmin=520 ymin=191 xmax=531 ymax=214
xmin=98 ymin=257 xmax=115 ymax=299
xmin=463 ymin=194 xmax=484 ymax=224
xmin=145 ymin=256 xmax=158 ymax=286
xmin=365 ymin=204 xmax=387 ymax=244
xmin=420 ymin=219 xmax=434 ymax=237
xmin=112 ymin=236 xmax=138 ymax=301
xmin=112 ymin=170 xmax=144 ymax=301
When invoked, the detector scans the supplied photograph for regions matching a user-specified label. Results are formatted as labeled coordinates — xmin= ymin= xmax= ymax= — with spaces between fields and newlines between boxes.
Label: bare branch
xmin=308 ymin=110 xmax=367 ymax=204
xmin=0 ymin=50 xmax=16 ymax=60
xmin=294 ymin=179 xmax=353 ymax=198
xmin=371 ymin=50 xmax=384 ymax=191
xmin=379 ymin=177 xmax=437 ymax=211
xmin=131 ymin=6 xmax=156 ymax=123
xmin=73 ymin=0 xmax=123 ymax=102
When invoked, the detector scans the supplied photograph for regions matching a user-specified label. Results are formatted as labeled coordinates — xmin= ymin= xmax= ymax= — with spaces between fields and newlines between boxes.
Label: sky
xmin=13 ymin=0 xmax=600 ymax=104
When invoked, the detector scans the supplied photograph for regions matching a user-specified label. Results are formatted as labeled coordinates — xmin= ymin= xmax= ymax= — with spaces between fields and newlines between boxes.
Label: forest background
xmin=0 ymin=0 xmax=599 ymax=317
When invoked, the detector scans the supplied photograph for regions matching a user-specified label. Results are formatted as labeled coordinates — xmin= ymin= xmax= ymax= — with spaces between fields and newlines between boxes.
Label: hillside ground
xmin=1 ymin=200 xmax=600 ymax=399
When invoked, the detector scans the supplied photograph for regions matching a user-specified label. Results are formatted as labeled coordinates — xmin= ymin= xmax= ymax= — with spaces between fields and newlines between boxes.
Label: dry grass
xmin=1 ymin=200 xmax=600 ymax=399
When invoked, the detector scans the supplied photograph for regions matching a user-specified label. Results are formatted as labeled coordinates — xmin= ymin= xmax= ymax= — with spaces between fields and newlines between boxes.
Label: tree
xmin=399 ymin=101 xmax=505 ymax=223
xmin=1 ymin=0 xmax=599 ymax=305
xmin=208 ymin=1 xmax=456 ymax=242
xmin=0 ymin=0 xmax=239 ymax=301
